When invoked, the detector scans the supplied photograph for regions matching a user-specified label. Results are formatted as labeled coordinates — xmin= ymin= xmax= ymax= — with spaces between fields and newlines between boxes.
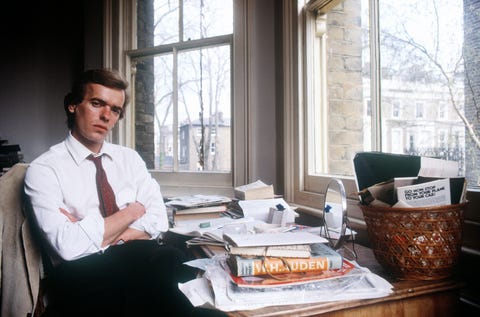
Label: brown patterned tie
xmin=89 ymin=155 xmax=119 ymax=217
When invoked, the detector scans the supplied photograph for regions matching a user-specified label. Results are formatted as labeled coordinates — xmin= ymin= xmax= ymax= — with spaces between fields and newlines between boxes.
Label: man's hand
xmin=102 ymin=201 xmax=147 ymax=247
xmin=59 ymin=207 xmax=79 ymax=222
xmin=114 ymin=227 xmax=151 ymax=244
xmin=124 ymin=201 xmax=146 ymax=220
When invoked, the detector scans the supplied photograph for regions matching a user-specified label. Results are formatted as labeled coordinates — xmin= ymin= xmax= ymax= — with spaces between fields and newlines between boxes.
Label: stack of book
xmin=223 ymin=231 xmax=352 ymax=287
xmin=165 ymin=194 xmax=234 ymax=226
xmin=0 ymin=139 xmax=23 ymax=177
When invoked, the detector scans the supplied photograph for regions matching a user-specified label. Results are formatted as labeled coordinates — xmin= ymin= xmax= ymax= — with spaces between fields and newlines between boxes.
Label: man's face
xmin=68 ymin=83 xmax=125 ymax=153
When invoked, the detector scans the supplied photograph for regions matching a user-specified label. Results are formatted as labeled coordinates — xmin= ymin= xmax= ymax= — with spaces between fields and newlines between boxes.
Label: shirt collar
xmin=65 ymin=132 xmax=115 ymax=165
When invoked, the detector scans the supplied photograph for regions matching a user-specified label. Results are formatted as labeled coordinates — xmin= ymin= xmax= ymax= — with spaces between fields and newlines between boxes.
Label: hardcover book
xmin=228 ymin=259 xmax=359 ymax=288
xmin=227 ymin=243 xmax=343 ymax=277
xmin=234 ymin=180 xmax=275 ymax=200
xmin=173 ymin=211 xmax=223 ymax=226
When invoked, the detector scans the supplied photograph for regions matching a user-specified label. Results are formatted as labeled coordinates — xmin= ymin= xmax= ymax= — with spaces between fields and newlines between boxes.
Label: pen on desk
xmin=282 ymin=226 xmax=297 ymax=232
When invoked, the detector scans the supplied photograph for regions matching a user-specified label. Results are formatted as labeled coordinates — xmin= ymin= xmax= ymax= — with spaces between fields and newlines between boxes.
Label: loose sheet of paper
xmin=419 ymin=157 xmax=459 ymax=177
xmin=239 ymin=198 xmax=294 ymax=222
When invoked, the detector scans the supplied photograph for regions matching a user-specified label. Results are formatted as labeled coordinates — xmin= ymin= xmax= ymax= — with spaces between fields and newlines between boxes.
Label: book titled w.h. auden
xmin=227 ymin=243 xmax=343 ymax=277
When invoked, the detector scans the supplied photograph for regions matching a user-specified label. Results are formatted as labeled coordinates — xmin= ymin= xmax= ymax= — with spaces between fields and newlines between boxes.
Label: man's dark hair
xmin=64 ymin=69 xmax=130 ymax=129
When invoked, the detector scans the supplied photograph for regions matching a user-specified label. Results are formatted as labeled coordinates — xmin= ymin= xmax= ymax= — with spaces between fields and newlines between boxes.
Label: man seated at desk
xmin=24 ymin=68 xmax=225 ymax=317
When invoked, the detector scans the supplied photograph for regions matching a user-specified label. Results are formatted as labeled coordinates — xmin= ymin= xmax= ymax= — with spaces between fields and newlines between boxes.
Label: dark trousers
xmin=43 ymin=240 xmax=211 ymax=317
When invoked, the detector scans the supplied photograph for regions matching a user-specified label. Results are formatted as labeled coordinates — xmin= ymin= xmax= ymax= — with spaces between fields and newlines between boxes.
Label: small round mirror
xmin=321 ymin=178 xmax=348 ymax=250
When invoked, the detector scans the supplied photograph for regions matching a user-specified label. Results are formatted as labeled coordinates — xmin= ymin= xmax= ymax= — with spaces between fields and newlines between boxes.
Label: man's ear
xmin=68 ymin=104 xmax=77 ymax=113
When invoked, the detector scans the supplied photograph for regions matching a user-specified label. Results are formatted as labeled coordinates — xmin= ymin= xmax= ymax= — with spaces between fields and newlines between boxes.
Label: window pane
xmin=177 ymin=46 xmax=231 ymax=171
xmin=137 ymin=0 xmax=180 ymax=49
xmin=154 ymin=0 xmax=179 ymax=45
xmin=378 ymin=0 xmax=466 ymax=175
xmin=183 ymin=0 xmax=233 ymax=40
xmin=154 ymin=54 xmax=174 ymax=171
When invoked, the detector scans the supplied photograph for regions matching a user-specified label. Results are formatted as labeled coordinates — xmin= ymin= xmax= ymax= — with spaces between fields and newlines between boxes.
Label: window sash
xmin=128 ymin=35 xmax=232 ymax=172
xmin=104 ymin=0 xmax=249 ymax=196
xmin=291 ymin=0 xmax=472 ymax=213
xmin=291 ymin=0 xmax=377 ymax=210
xmin=127 ymin=34 xmax=233 ymax=59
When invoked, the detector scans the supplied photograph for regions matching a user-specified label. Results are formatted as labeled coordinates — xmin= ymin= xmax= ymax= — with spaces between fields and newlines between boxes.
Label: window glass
xmin=133 ymin=0 xmax=233 ymax=173
xmin=183 ymin=0 xmax=233 ymax=41
xmin=378 ymin=0 xmax=466 ymax=173
xmin=305 ymin=0 xmax=479 ymax=188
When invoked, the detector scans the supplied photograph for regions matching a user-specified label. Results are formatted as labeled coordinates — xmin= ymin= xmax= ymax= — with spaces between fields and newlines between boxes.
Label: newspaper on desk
xmin=179 ymin=256 xmax=393 ymax=312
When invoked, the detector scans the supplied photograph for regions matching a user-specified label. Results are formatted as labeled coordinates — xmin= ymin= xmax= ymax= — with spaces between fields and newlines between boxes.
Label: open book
xmin=228 ymin=244 xmax=312 ymax=258
xmin=185 ymin=229 xmax=226 ymax=247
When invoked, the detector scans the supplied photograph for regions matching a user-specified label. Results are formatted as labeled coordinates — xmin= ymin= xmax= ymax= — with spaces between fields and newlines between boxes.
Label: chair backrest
xmin=0 ymin=163 xmax=42 ymax=317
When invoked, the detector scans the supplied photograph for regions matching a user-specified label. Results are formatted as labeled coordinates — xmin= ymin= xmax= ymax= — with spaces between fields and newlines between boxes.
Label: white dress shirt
xmin=24 ymin=133 xmax=169 ymax=262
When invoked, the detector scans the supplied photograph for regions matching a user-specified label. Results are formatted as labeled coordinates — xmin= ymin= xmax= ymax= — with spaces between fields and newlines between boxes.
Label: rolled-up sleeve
xmin=128 ymin=152 xmax=169 ymax=237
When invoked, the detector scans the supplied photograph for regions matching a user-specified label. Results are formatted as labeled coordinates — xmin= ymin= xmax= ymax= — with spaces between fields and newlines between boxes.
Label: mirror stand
xmin=320 ymin=178 xmax=357 ymax=260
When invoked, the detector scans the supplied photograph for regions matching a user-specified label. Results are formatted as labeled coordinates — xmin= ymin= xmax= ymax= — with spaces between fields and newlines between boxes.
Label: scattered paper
xmin=179 ymin=258 xmax=393 ymax=312
xmin=169 ymin=217 xmax=257 ymax=237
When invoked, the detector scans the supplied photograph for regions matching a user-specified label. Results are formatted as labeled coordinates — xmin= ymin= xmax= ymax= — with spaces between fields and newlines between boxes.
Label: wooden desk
xmin=197 ymin=243 xmax=463 ymax=317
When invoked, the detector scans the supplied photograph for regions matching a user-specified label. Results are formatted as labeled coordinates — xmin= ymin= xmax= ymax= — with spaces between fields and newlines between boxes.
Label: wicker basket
xmin=360 ymin=203 xmax=466 ymax=280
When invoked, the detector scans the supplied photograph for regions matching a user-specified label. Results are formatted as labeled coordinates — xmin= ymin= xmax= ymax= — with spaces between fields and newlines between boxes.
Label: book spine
xmin=229 ymin=255 xmax=341 ymax=277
